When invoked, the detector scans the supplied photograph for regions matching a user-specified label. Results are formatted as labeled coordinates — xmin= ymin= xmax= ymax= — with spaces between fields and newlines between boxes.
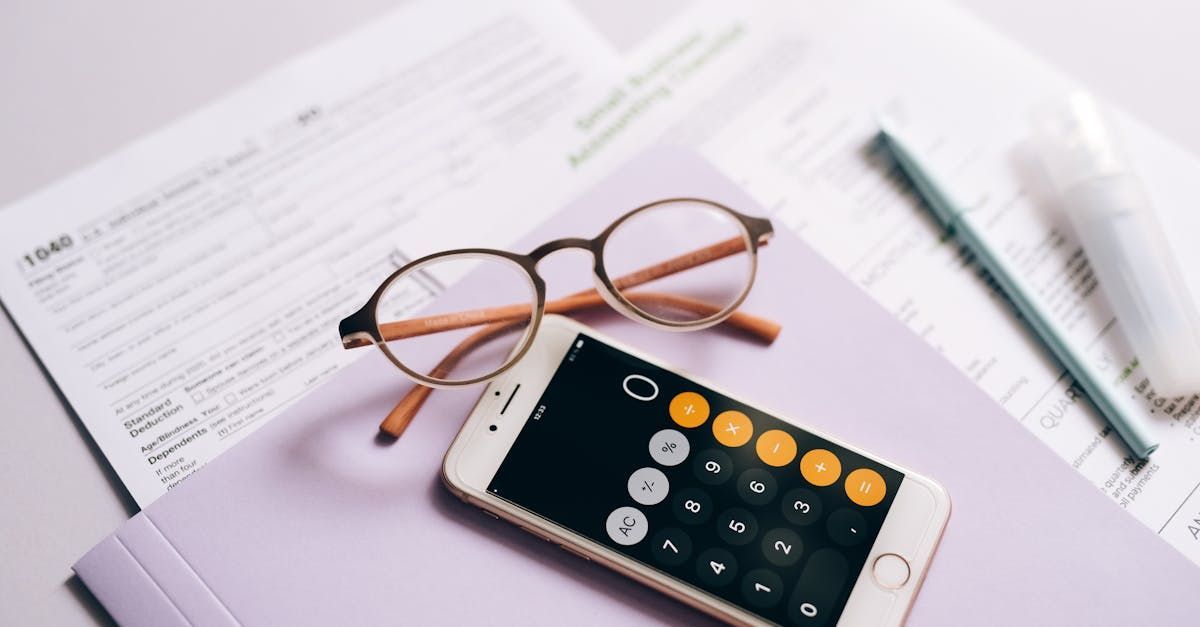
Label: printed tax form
xmin=591 ymin=0 xmax=1200 ymax=564
xmin=5 ymin=0 xmax=1200 ymax=570
xmin=0 ymin=1 xmax=626 ymax=505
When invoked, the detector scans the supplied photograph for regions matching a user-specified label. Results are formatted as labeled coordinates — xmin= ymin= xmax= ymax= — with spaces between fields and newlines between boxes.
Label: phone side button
xmin=481 ymin=509 xmax=500 ymax=520
xmin=559 ymin=544 xmax=592 ymax=562
xmin=517 ymin=524 xmax=552 ymax=542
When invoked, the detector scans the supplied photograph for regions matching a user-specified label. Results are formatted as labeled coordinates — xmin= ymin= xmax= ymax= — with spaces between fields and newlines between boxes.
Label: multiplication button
xmin=649 ymin=429 xmax=690 ymax=466
xmin=605 ymin=506 xmax=648 ymax=546
xmin=696 ymin=548 xmax=738 ymax=587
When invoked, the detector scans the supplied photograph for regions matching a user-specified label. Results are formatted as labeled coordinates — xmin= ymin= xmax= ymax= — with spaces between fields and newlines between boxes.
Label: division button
xmin=781 ymin=488 xmax=823 ymax=526
xmin=696 ymin=547 xmax=739 ymax=587
xmin=761 ymin=528 xmax=804 ymax=567
xmin=605 ymin=506 xmax=648 ymax=546
xmin=628 ymin=467 xmax=670 ymax=506
xmin=741 ymin=568 xmax=784 ymax=608
xmin=736 ymin=468 xmax=778 ymax=506
xmin=673 ymin=488 xmax=714 ymax=525
xmin=650 ymin=527 xmax=693 ymax=567
xmin=670 ymin=391 xmax=710 ymax=428
xmin=716 ymin=507 xmax=759 ymax=546
xmin=826 ymin=508 xmax=869 ymax=547
xmin=844 ymin=468 xmax=886 ymax=506
xmin=693 ymin=448 xmax=733 ymax=485
xmin=712 ymin=410 xmax=754 ymax=447
xmin=799 ymin=448 xmax=842 ymax=487
xmin=649 ymin=428 xmax=690 ymax=466
xmin=755 ymin=430 xmax=797 ymax=467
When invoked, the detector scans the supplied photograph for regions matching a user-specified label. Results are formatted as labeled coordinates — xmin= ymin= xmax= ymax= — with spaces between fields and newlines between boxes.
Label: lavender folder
xmin=75 ymin=147 xmax=1200 ymax=625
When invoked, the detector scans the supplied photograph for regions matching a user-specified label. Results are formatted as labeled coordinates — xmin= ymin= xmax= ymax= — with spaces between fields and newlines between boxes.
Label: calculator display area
xmin=487 ymin=333 xmax=904 ymax=626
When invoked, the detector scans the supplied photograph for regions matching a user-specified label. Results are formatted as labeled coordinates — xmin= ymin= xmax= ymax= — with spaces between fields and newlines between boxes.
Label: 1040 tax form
xmin=5 ymin=0 xmax=1200 ymax=570
xmin=0 ymin=1 xmax=624 ymax=505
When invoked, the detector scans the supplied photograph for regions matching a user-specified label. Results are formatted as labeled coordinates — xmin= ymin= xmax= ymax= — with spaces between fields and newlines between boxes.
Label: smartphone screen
xmin=488 ymin=333 xmax=904 ymax=625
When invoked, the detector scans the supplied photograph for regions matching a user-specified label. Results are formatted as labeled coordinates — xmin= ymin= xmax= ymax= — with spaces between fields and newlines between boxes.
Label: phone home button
xmin=872 ymin=553 xmax=910 ymax=589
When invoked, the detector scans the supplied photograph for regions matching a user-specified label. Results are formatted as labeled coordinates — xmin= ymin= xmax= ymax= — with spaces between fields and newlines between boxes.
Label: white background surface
xmin=2 ymin=1 xmax=1198 ymax=624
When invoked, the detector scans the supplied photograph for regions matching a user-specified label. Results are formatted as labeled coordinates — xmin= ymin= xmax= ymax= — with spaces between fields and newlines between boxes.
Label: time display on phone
xmin=489 ymin=333 xmax=903 ymax=625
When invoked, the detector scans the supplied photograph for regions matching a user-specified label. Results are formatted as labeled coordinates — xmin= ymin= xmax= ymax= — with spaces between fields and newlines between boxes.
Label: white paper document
xmin=595 ymin=0 xmax=1200 ymax=563
xmin=0 ymin=1 xmax=622 ymax=505
xmin=5 ymin=0 xmax=1200 ymax=568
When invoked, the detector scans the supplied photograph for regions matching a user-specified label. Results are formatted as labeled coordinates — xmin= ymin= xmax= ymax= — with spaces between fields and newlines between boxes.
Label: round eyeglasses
xmin=338 ymin=197 xmax=780 ymax=437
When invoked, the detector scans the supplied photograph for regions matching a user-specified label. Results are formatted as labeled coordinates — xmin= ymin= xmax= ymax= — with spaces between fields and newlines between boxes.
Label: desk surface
xmin=2 ymin=1 xmax=1198 ymax=624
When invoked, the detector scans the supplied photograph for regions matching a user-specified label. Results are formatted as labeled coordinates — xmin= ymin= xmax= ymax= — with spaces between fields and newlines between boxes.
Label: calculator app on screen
xmin=488 ymin=333 xmax=904 ymax=625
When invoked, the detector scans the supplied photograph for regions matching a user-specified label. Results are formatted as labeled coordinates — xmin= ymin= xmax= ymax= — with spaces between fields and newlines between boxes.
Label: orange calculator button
xmin=712 ymin=410 xmax=753 ymax=447
xmin=799 ymin=449 xmax=842 ymax=487
xmin=755 ymin=430 xmax=797 ymax=467
xmin=845 ymin=468 xmax=886 ymax=506
xmin=669 ymin=391 xmax=710 ymax=428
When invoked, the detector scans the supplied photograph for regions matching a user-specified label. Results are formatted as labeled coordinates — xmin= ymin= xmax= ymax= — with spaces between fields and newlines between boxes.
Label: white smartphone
xmin=443 ymin=315 xmax=950 ymax=626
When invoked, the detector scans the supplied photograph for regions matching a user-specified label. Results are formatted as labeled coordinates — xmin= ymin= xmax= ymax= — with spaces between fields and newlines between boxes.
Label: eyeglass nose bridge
xmin=526 ymin=237 xmax=597 ymax=265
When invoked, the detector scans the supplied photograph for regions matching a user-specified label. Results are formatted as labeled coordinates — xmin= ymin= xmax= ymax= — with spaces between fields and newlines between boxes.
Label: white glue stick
xmin=1031 ymin=92 xmax=1200 ymax=397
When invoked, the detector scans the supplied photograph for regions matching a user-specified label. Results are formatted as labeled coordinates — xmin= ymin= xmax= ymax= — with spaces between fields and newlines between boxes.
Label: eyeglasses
xmin=339 ymin=197 xmax=781 ymax=437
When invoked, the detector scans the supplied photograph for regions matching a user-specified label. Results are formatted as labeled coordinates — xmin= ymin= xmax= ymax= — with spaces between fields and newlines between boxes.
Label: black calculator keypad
xmin=489 ymin=335 xmax=903 ymax=627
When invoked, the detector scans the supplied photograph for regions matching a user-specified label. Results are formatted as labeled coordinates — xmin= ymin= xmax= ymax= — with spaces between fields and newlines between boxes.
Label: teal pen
xmin=877 ymin=119 xmax=1158 ymax=458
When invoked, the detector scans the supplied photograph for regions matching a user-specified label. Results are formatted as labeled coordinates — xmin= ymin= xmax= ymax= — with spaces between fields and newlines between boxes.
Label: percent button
xmin=649 ymin=429 xmax=690 ymax=467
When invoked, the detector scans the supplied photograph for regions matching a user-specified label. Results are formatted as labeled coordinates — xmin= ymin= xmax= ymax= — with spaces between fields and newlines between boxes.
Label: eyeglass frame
xmin=338 ymin=197 xmax=775 ymax=389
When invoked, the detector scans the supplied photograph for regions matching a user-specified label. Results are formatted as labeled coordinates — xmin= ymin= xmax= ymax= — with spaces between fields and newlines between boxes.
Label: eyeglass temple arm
xmin=349 ymin=235 xmax=768 ymax=347
xmin=378 ymin=290 xmax=781 ymax=438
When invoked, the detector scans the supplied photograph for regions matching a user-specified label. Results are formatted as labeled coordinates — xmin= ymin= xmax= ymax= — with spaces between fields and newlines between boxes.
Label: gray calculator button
xmin=606 ymin=506 xmax=648 ymax=546
xmin=628 ymin=467 xmax=670 ymax=505
xmin=649 ymin=429 xmax=690 ymax=466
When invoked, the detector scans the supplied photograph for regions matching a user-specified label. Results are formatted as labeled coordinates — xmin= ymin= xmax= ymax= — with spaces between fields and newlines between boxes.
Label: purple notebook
xmin=75 ymin=148 xmax=1200 ymax=625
